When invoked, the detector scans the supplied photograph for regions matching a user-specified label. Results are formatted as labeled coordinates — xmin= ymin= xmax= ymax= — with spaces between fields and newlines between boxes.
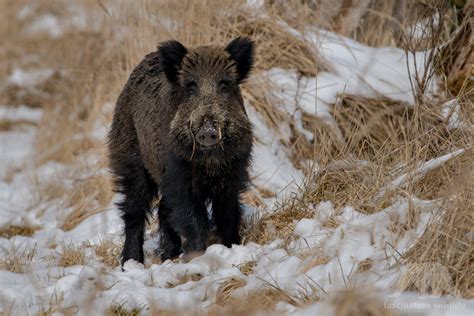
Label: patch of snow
xmin=441 ymin=99 xmax=472 ymax=130
xmin=26 ymin=14 xmax=63 ymax=38
xmin=247 ymin=103 xmax=304 ymax=201
xmin=0 ymin=105 xmax=43 ymax=123
xmin=8 ymin=68 xmax=54 ymax=88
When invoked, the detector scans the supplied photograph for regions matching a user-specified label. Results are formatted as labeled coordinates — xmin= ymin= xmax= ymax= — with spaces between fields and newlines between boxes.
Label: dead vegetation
xmin=61 ymin=173 xmax=114 ymax=231
xmin=244 ymin=191 xmax=314 ymax=245
xmin=332 ymin=288 xmax=394 ymax=316
xmin=231 ymin=16 xmax=329 ymax=76
xmin=0 ymin=225 xmax=37 ymax=238
xmin=166 ymin=273 xmax=203 ymax=288
xmin=58 ymin=244 xmax=86 ymax=267
xmin=106 ymin=305 xmax=142 ymax=316
xmin=0 ymin=246 xmax=36 ymax=274
xmin=94 ymin=238 xmax=121 ymax=267
xmin=399 ymin=170 xmax=473 ymax=298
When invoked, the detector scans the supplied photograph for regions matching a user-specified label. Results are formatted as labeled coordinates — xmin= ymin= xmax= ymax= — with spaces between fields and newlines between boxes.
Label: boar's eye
xmin=185 ymin=80 xmax=198 ymax=95
xmin=218 ymin=79 xmax=231 ymax=93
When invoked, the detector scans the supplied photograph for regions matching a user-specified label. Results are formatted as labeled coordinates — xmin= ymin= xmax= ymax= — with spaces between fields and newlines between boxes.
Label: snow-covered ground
xmin=0 ymin=2 xmax=472 ymax=315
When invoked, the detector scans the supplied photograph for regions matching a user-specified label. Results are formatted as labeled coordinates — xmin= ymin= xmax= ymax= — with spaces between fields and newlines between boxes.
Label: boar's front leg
xmin=161 ymin=168 xmax=210 ymax=260
xmin=163 ymin=192 xmax=210 ymax=259
xmin=157 ymin=197 xmax=182 ymax=260
xmin=212 ymin=190 xmax=242 ymax=247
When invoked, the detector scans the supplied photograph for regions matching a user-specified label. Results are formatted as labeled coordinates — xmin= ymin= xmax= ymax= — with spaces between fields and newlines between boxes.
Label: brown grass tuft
xmin=244 ymin=193 xmax=314 ymax=245
xmin=307 ymin=161 xmax=391 ymax=214
xmin=237 ymin=261 xmax=256 ymax=276
xmin=214 ymin=285 xmax=297 ymax=314
xmin=0 ymin=225 xmax=36 ymax=238
xmin=332 ymin=287 xmax=394 ymax=316
xmin=95 ymin=239 xmax=121 ymax=267
xmin=215 ymin=277 xmax=247 ymax=305
xmin=333 ymin=95 xmax=416 ymax=161
xmin=58 ymin=244 xmax=86 ymax=267
xmin=231 ymin=15 xmax=328 ymax=76
xmin=166 ymin=273 xmax=203 ymax=288
xmin=61 ymin=174 xmax=114 ymax=231
xmin=300 ymin=255 xmax=331 ymax=273
xmin=0 ymin=246 xmax=36 ymax=274
xmin=106 ymin=305 xmax=142 ymax=316
xmin=413 ymin=149 xmax=473 ymax=200
xmin=356 ymin=258 xmax=374 ymax=273
xmin=291 ymin=113 xmax=344 ymax=166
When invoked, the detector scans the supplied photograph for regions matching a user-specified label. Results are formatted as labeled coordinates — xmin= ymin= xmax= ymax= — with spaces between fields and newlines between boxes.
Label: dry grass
xmin=106 ymin=305 xmax=142 ymax=316
xmin=0 ymin=246 xmax=36 ymax=274
xmin=231 ymin=15 xmax=329 ymax=76
xmin=238 ymin=1 xmax=472 ymax=298
xmin=0 ymin=118 xmax=38 ymax=131
xmin=413 ymin=149 xmax=473 ymax=200
xmin=215 ymin=277 xmax=247 ymax=305
xmin=166 ymin=273 xmax=203 ymax=288
xmin=332 ymin=288 xmax=394 ymax=316
xmin=61 ymin=173 xmax=114 ymax=231
xmin=0 ymin=225 xmax=37 ymax=238
xmin=267 ymin=0 xmax=459 ymax=49
xmin=58 ymin=244 xmax=86 ymax=267
xmin=399 ymin=169 xmax=473 ymax=298
xmin=307 ymin=160 xmax=391 ymax=214
xmin=214 ymin=284 xmax=297 ymax=314
xmin=244 ymin=192 xmax=314 ymax=245
xmin=94 ymin=238 xmax=121 ymax=267
xmin=237 ymin=260 xmax=256 ymax=276
xmin=300 ymin=255 xmax=331 ymax=273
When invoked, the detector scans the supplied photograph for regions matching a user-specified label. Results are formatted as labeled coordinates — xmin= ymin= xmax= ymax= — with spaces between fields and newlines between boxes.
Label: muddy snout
xmin=196 ymin=120 xmax=220 ymax=147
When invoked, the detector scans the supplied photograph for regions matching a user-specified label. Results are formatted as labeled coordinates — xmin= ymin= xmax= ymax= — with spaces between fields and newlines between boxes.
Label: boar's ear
xmin=225 ymin=37 xmax=254 ymax=83
xmin=158 ymin=40 xmax=188 ymax=83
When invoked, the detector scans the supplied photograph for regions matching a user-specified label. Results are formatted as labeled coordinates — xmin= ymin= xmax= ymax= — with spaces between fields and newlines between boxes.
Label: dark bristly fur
xmin=108 ymin=37 xmax=254 ymax=266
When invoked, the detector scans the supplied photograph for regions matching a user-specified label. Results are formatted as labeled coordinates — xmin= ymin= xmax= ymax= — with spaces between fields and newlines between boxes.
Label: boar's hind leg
xmin=117 ymin=162 xmax=157 ymax=266
xmin=158 ymin=198 xmax=182 ymax=260
xmin=212 ymin=191 xmax=242 ymax=247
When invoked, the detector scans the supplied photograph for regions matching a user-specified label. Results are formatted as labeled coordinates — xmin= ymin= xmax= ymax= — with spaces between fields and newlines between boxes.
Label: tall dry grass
xmin=0 ymin=0 xmax=472 ymax=313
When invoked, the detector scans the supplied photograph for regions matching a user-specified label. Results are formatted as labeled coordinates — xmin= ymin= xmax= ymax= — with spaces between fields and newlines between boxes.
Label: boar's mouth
xmin=199 ymin=144 xmax=219 ymax=151
xmin=188 ymin=126 xmax=224 ymax=161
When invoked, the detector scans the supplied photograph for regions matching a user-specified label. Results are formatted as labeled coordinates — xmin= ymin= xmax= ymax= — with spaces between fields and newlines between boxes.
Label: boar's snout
xmin=196 ymin=120 xmax=220 ymax=148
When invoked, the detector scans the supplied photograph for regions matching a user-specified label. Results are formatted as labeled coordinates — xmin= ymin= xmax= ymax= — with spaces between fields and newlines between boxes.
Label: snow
xmin=441 ymin=99 xmax=472 ymax=131
xmin=0 ymin=3 xmax=471 ymax=316
xmin=21 ymin=2 xmax=95 ymax=38
xmin=252 ymin=24 xmax=438 ymax=150
xmin=8 ymin=68 xmax=54 ymax=88
xmin=247 ymin=103 xmax=304 ymax=201
xmin=0 ymin=105 xmax=43 ymax=123
xmin=263 ymin=24 xmax=437 ymax=120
